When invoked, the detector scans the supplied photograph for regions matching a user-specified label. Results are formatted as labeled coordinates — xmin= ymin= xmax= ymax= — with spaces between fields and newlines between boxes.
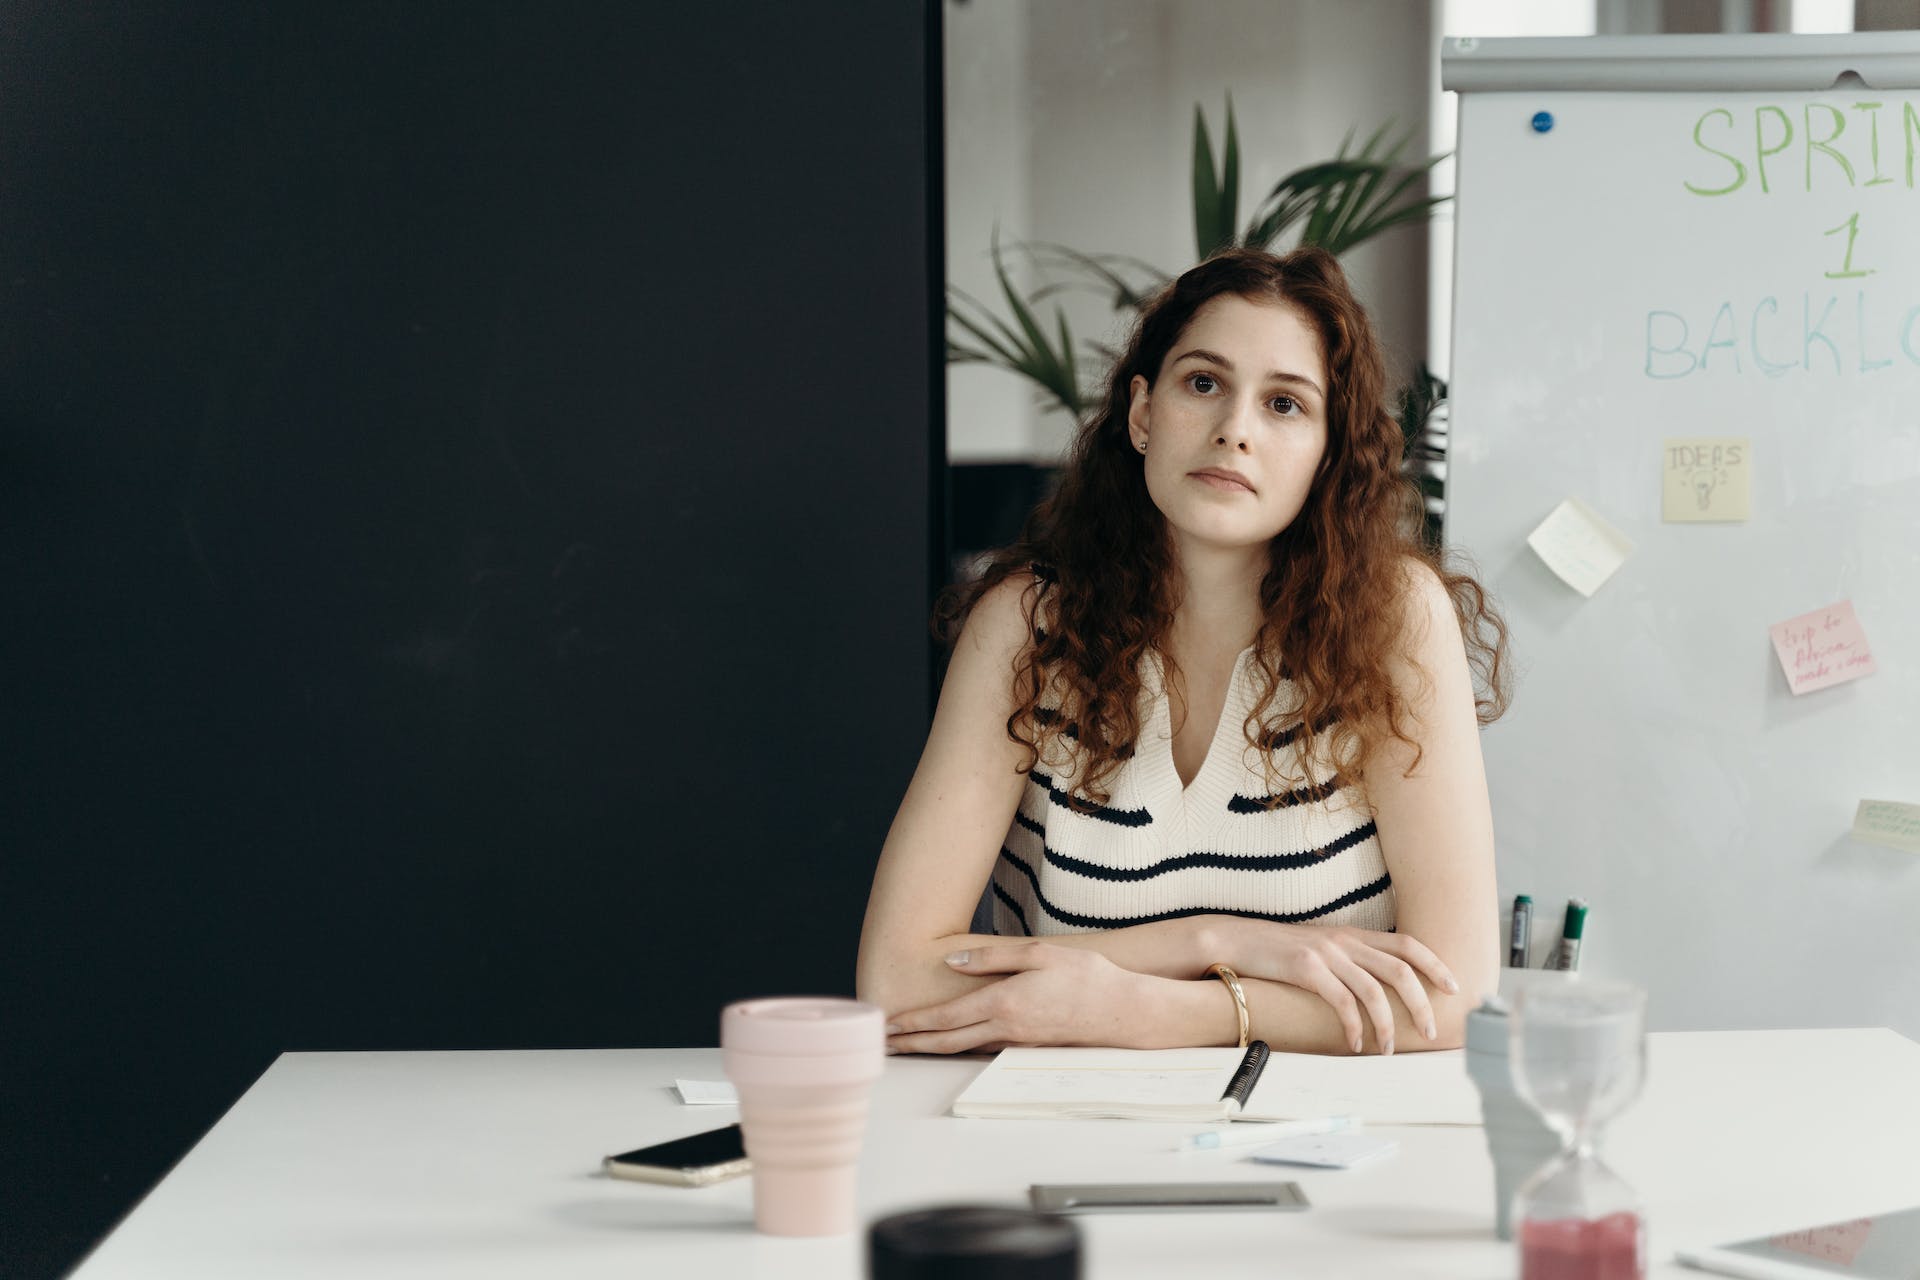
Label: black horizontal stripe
xmin=1014 ymin=810 xmax=1045 ymax=839
xmin=1034 ymin=707 xmax=1080 ymax=741
xmin=989 ymin=880 xmax=1031 ymax=937
xmin=1260 ymin=722 xmax=1304 ymax=750
xmin=996 ymin=845 xmax=1391 ymax=930
xmin=1041 ymin=821 xmax=1378 ymax=882
xmin=1258 ymin=715 xmax=1337 ymax=751
xmin=1228 ymin=777 xmax=1343 ymax=814
xmin=1027 ymin=771 xmax=1153 ymax=828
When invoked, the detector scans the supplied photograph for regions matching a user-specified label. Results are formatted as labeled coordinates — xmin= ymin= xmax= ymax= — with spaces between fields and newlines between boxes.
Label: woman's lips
xmin=1190 ymin=468 xmax=1254 ymax=494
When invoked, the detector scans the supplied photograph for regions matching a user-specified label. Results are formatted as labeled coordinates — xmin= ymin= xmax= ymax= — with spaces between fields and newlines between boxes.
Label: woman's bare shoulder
xmin=1391 ymin=554 xmax=1459 ymax=637
xmin=956 ymin=567 xmax=1047 ymax=661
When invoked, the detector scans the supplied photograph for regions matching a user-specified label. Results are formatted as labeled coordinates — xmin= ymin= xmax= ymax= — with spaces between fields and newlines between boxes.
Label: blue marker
xmin=1531 ymin=111 xmax=1554 ymax=133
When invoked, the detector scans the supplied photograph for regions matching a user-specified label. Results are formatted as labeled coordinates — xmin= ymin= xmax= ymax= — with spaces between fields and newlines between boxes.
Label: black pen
xmin=1221 ymin=1040 xmax=1271 ymax=1112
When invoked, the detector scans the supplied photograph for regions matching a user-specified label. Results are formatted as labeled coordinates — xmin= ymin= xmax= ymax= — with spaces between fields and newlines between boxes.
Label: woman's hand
xmin=883 ymin=942 xmax=1153 ymax=1055
xmin=1206 ymin=918 xmax=1459 ymax=1054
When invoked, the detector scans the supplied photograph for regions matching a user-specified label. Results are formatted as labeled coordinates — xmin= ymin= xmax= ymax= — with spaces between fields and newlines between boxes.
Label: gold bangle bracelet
xmin=1206 ymin=963 xmax=1250 ymax=1049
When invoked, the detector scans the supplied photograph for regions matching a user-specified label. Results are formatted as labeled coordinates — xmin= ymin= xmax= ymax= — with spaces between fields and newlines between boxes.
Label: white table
xmin=70 ymin=1029 xmax=1920 ymax=1279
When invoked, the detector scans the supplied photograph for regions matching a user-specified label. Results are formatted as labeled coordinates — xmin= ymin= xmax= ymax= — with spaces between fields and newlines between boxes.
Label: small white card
xmin=1527 ymin=498 xmax=1633 ymax=597
xmin=1249 ymin=1131 xmax=1399 ymax=1169
xmin=674 ymin=1078 xmax=739 ymax=1105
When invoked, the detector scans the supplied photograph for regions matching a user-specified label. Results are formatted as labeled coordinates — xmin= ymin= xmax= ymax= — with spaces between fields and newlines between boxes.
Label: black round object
xmin=868 ymin=1205 xmax=1082 ymax=1279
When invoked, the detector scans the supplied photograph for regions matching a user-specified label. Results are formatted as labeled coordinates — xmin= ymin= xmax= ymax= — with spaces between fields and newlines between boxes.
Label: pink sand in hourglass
xmin=1520 ymin=1211 xmax=1644 ymax=1280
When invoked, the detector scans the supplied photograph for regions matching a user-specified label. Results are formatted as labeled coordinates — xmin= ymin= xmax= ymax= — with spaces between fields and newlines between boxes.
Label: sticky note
xmin=1768 ymin=600 xmax=1877 ymax=695
xmin=1526 ymin=498 xmax=1633 ymax=597
xmin=1767 ymin=1217 xmax=1875 ymax=1264
xmin=1662 ymin=437 xmax=1750 ymax=522
xmin=1852 ymin=800 xmax=1920 ymax=854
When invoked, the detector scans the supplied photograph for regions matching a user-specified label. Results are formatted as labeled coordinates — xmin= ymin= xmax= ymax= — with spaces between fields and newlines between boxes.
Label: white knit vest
xmin=989 ymin=645 xmax=1395 ymax=937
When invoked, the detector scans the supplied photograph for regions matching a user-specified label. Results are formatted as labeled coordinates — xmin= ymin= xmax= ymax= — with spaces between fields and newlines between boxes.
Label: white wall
xmin=944 ymin=0 xmax=1037 ymax=461
xmin=945 ymin=0 xmax=1436 ymax=463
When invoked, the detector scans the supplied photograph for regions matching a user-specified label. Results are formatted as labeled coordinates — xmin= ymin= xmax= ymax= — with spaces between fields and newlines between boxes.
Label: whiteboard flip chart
xmin=1444 ymin=33 xmax=1920 ymax=1037
xmin=1526 ymin=498 xmax=1633 ymax=597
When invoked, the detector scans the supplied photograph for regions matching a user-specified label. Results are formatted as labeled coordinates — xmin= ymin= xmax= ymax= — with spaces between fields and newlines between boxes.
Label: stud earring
xmin=1137 ymin=440 xmax=1147 ymax=453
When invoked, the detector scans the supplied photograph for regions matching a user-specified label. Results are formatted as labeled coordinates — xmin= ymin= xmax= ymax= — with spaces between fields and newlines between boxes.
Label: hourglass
xmin=1508 ymin=977 xmax=1649 ymax=1280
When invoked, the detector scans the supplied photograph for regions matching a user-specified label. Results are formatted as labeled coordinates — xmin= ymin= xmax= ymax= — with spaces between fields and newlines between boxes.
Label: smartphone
xmin=1030 ymin=1181 xmax=1308 ymax=1214
xmin=603 ymin=1123 xmax=751 ymax=1187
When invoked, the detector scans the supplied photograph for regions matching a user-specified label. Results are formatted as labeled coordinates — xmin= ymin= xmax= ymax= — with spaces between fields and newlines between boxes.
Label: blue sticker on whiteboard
xmin=1531 ymin=111 xmax=1554 ymax=133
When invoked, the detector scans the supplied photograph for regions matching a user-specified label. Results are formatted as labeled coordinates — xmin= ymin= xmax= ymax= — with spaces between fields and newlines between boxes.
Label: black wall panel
xmin=0 ymin=5 xmax=940 ymax=1274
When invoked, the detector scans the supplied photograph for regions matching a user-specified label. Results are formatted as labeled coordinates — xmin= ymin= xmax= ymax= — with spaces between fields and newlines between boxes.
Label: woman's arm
xmin=884 ymin=948 xmax=1447 ymax=1054
xmin=1355 ymin=559 xmax=1501 ymax=1046
xmin=879 ymin=559 xmax=1499 ymax=1055
xmin=853 ymin=571 xmax=1049 ymax=1017
xmin=857 ymin=575 xmax=1268 ymax=1016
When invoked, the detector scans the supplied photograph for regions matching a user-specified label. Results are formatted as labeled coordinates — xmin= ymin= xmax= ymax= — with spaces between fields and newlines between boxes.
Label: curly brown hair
xmin=941 ymin=246 xmax=1510 ymax=807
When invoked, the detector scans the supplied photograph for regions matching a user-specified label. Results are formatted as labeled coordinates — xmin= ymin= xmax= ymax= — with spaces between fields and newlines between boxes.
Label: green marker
xmin=1549 ymin=898 xmax=1589 ymax=972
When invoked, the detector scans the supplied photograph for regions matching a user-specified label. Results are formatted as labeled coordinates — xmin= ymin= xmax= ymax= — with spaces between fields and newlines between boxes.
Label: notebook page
xmin=1243 ymin=1048 xmax=1480 ymax=1125
xmin=955 ymin=1047 xmax=1240 ymax=1109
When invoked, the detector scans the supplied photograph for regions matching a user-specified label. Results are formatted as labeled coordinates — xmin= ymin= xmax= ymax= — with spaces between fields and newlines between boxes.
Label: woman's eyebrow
xmin=1168 ymin=348 xmax=1323 ymax=397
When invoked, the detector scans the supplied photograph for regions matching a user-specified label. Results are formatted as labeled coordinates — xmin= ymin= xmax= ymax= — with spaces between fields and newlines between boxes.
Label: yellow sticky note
xmin=1527 ymin=498 xmax=1633 ymax=597
xmin=1853 ymin=800 xmax=1920 ymax=854
xmin=1663 ymin=437 xmax=1750 ymax=522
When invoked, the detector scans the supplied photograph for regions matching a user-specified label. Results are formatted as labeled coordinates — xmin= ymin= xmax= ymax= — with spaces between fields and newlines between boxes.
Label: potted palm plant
xmin=947 ymin=98 xmax=1449 ymax=547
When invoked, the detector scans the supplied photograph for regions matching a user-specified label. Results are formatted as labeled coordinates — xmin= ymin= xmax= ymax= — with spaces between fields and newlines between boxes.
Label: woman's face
xmin=1127 ymin=293 xmax=1330 ymax=554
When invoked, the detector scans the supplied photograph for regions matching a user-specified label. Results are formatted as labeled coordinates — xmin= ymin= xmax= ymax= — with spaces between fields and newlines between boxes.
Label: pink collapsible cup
xmin=720 ymin=996 xmax=886 ymax=1237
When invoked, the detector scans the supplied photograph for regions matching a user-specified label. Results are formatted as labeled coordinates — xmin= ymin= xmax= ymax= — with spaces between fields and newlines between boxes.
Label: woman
xmin=857 ymin=246 xmax=1509 ymax=1057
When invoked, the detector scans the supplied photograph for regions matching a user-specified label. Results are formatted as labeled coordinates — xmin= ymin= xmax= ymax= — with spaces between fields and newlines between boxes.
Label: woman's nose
xmin=1214 ymin=398 xmax=1257 ymax=450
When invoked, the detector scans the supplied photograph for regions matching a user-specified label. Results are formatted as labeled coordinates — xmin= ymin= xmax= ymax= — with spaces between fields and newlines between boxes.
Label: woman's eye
xmin=1270 ymin=395 xmax=1299 ymax=415
xmin=1188 ymin=372 xmax=1217 ymax=394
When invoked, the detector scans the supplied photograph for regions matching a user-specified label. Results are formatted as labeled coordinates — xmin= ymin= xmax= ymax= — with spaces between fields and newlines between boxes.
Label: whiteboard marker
xmin=1509 ymin=894 xmax=1533 ymax=967
xmin=1549 ymin=898 xmax=1588 ymax=972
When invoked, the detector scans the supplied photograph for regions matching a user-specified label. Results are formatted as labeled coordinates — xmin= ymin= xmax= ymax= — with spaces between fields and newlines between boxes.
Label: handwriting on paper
xmin=1527 ymin=498 xmax=1633 ymax=598
xmin=1768 ymin=600 xmax=1877 ymax=695
xmin=1662 ymin=437 xmax=1750 ymax=522
xmin=1853 ymin=800 xmax=1920 ymax=854
xmin=1768 ymin=1217 xmax=1874 ymax=1264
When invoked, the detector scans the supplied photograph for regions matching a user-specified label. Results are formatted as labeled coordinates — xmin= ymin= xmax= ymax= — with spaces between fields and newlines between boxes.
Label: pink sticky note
xmin=1769 ymin=600 xmax=1877 ymax=695
xmin=1769 ymin=1217 xmax=1874 ymax=1264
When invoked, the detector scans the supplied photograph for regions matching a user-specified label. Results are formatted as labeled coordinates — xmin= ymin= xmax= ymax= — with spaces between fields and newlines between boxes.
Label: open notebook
xmin=949 ymin=1043 xmax=1482 ymax=1125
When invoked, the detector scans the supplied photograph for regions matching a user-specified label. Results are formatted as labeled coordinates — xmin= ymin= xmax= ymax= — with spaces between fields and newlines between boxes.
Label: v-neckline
xmin=1139 ymin=644 xmax=1257 ymax=823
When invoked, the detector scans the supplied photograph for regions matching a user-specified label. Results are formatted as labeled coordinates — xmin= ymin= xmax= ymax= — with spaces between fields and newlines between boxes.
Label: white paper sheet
xmin=674 ymin=1078 xmax=739 ymax=1105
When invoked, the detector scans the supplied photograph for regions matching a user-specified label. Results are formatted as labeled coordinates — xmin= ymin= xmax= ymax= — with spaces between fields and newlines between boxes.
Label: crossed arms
xmin=855 ymin=567 xmax=1499 ymax=1056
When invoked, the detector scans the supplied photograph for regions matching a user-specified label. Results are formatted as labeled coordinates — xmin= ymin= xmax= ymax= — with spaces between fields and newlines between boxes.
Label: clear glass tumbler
xmin=1508 ymin=977 xmax=1648 ymax=1280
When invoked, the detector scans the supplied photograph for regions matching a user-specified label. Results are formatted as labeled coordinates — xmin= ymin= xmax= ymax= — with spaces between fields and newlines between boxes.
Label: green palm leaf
xmin=943 ymin=231 xmax=1086 ymax=418
xmin=1191 ymin=95 xmax=1240 ymax=261
xmin=1017 ymin=241 xmax=1167 ymax=312
xmin=1246 ymin=120 xmax=1450 ymax=257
